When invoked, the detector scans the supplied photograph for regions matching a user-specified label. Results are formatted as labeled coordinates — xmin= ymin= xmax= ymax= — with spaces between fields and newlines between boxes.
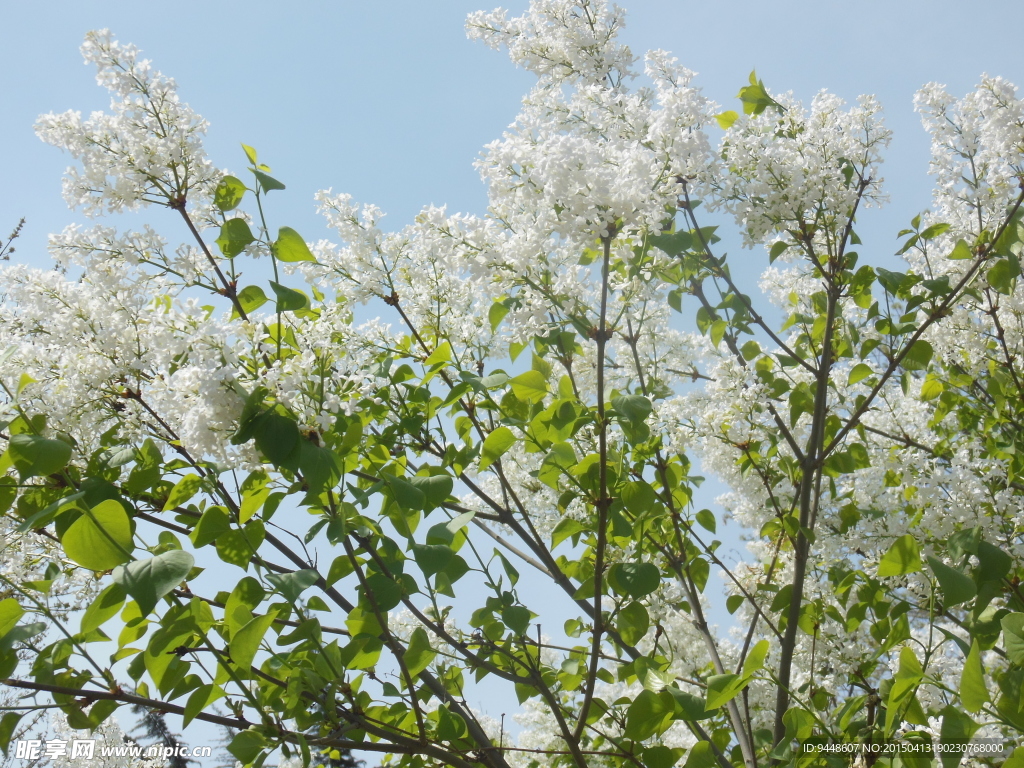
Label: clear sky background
xmin=2 ymin=0 xmax=1023 ymax=267
xmin=1 ymin=0 xmax=1022 ymax=761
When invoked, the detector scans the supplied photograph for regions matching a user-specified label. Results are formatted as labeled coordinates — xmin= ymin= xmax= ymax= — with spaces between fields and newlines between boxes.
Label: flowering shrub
xmin=2 ymin=3 xmax=1024 ymax=768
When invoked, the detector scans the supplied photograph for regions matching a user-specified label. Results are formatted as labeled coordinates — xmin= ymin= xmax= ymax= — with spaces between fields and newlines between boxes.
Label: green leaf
xmin=112 ymin=550 xmax=195 ymax=616
xmin=902 ymin=340 xmax=934 ymax=371
xmin=948 ymin=239 xmax=973 ymax=260
xmin=488 ymin=302 xmax=509 ymax=332
xmin=362 ymin=573 xmax=401 ymax=614
xmin=214 ymin=175 xmax=247 ymax=211
xmin=269 ymin=281 xmax=309 ymax=313
xmin=480 ymin=427 xmax=515 ymax=471
xmin=16 ymin=373 xmax=36 ymax=395
xmin=190 ymin=505 xmax=231 ymax=548
xmin=1004 ymin=748 xmax=1024 ymax=768
xmin=926 ymin=556 xmax=976 ymax=607
xmin=502 ymin=605 xmax=531 ymax=635
xmin=404 ymin=627 xmax=436 ymax=677
xmin=228 ymin=730 xmax=267 ymax=765
xmin=225 ymin=577 xmax=264 ymax=632
xmin=0 ymin=712 xmax=22 ymax=757
xmin=625 ymin=689 xmax=674 ymax=741
xmin=620 ymin=481 xmax=657 ymax=516
xmin=412 ymin=544 xmax=452 ymax=577
xmin=510 ymin=370 xmax=549 ymax=403
xmin=877 ymin=534 xmax=922 ymax=577
xmin=383 ymin=473 xmax=426 ymax=512
xmin=939 ymin=706 xmax=979 ymax=768
xmin=609 ymin=562 xmax=660 ymax=599
xmin=705 ymin=673 xmax=744 ymax=710
xmin=682 ymin=741 xmax=717 ymax=768
xmin=345 ymin=606 xmax=383 ymax=638
xmin=737 ymin=70 xmax=783 ymax=115
xmin=215 ymin=218 xmax=254 ymax=258
xmin=716 ymin=110 xmax=739 ymax=129
xmin=695 ymin=509 xmax=716 ymax=534
xmin=848 ymin=363 xmax=873 ymax=385
xmin=272 ymin=227 xmax=315 ymax=262
xmin=666 ymin=687 xmax=713 ymax=720
xmin=229 ymin=612 xmax=277 ymax=670
xmin=726 ymin=595 xmax=744 ymax=615
xmin=551 ymin=518 xmax=585 ymax=548
xmin=611 ymin=394 xmax=652 ymax=424
xmin=409 ymin=474 xmax=453 ymax=510
xmin=80 ymin=583 xmax=126 ymax=634
xmin=668 ymin=289 xmax=683 ymax=312
xmin=239 ymin=472 xmax=270 ymax=523
xmin=920 ymin=222 xmax=950 ymax=240
xmin=616 ymin=601 xmax=650 ymax=646
xmin=252 ymin=169 xmax=285 ymax=193
xmin=253 ymin=413 xmax=300 ymax=465
xmin=0 ymin=599 xmax=24 ymax=639
xmin=424 ymin=342 xmax=452 ymax=366
xmin=216 ymin=521 xmax=264 ymax=570
xmin=267 ymin=569 xmax=319 ymax=602
xmin=184 ymin=684 xmax=225 ymax=728
xmin=298 ymin=441 xmax=341 ymax=495
xmin=741 ymin=639 xmax=769 ymax=678
xmin=446 ymin=511 xmax=475 ymax=536
xmin=976 ymin=540 xmax=1012 ymax=581
xmin=782 ymin=708 xmax=815 ymax=741
xmin=163 ymin=473 xmax=202 ymax=511
xmin=1001 ymin=613 xmax=1024 ymax=665
xmin=0 ymin=622 xmax=46 ymax=652
xmin=241 ymin=144 xmax=259 ymax=165
xmin=920 ymin=379 xmax=944 ymax=401
xmin=643 ymin=746 xmax=682 ymax=768
xmin=987 ymin=257 xmax=1018 ymax=295
xmin=960 ymin=640 xmax=988 ymax=713
xmin=7 ymin=434 xmax=71 ymax=479
xmin=62 ymin=499 xmax=134 ymax=571
xmin=768 ymin=240 xmax=789 ymax=263
xmin=649 ymin=229 xmax=693 ymax=256
xmin=231 ymin=386 xmax=269 ymax=445
xmin=887 ymin=646 xmax=923 ymax=708
xmin=232 ymin=285 xmax=269 ymax=319
xmin=709 ymin=318 xmax=727 ymax=348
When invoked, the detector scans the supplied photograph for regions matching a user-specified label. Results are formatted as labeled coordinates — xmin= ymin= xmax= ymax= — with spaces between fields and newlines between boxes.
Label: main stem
xmin=575 ymin=232 xmax=613 ymax=742
xmin=772 ymin=277 xmax=839 ymax=749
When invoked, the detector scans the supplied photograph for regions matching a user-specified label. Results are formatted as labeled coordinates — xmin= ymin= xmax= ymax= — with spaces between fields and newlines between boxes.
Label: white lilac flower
xmin=35 ymin=30 xmax=218 ymax=216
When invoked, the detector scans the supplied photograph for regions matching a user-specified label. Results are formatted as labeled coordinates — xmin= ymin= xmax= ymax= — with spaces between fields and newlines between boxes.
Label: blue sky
xmin=2 ymin=0 xmax=1022 ymax=267
xmin=2 ymin=0 xmax=1022 ymax=757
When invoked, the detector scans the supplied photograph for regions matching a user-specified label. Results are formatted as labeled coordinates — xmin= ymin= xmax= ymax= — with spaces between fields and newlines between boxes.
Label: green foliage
xmin=113 ymin=550 xmax=195 ymax=616
xmin=272 ymin=227 xmax=317 ymax=263
xmin=61 ymin=499 xmax=134 ymax=571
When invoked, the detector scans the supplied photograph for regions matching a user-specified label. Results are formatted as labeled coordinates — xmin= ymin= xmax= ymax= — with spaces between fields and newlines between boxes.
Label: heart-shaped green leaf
xmin=113 ymin=550 xmax=194 ymax=616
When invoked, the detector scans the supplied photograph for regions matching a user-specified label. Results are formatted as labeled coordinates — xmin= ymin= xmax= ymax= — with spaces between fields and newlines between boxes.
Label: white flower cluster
xmin=309 ymin=193 xmax=504 ymax=357
xmin=711 ymin=91 xmax=890 ymax=251
xmin=915 ymin=76 xmax=1024 ymax=242
xmin=467 ymin=0 xmax=634 ymax=90
xmin=35 ymin=30 xmax=218 ymax=216
xmin=471 ymin=6 xmax=715 ymax=244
